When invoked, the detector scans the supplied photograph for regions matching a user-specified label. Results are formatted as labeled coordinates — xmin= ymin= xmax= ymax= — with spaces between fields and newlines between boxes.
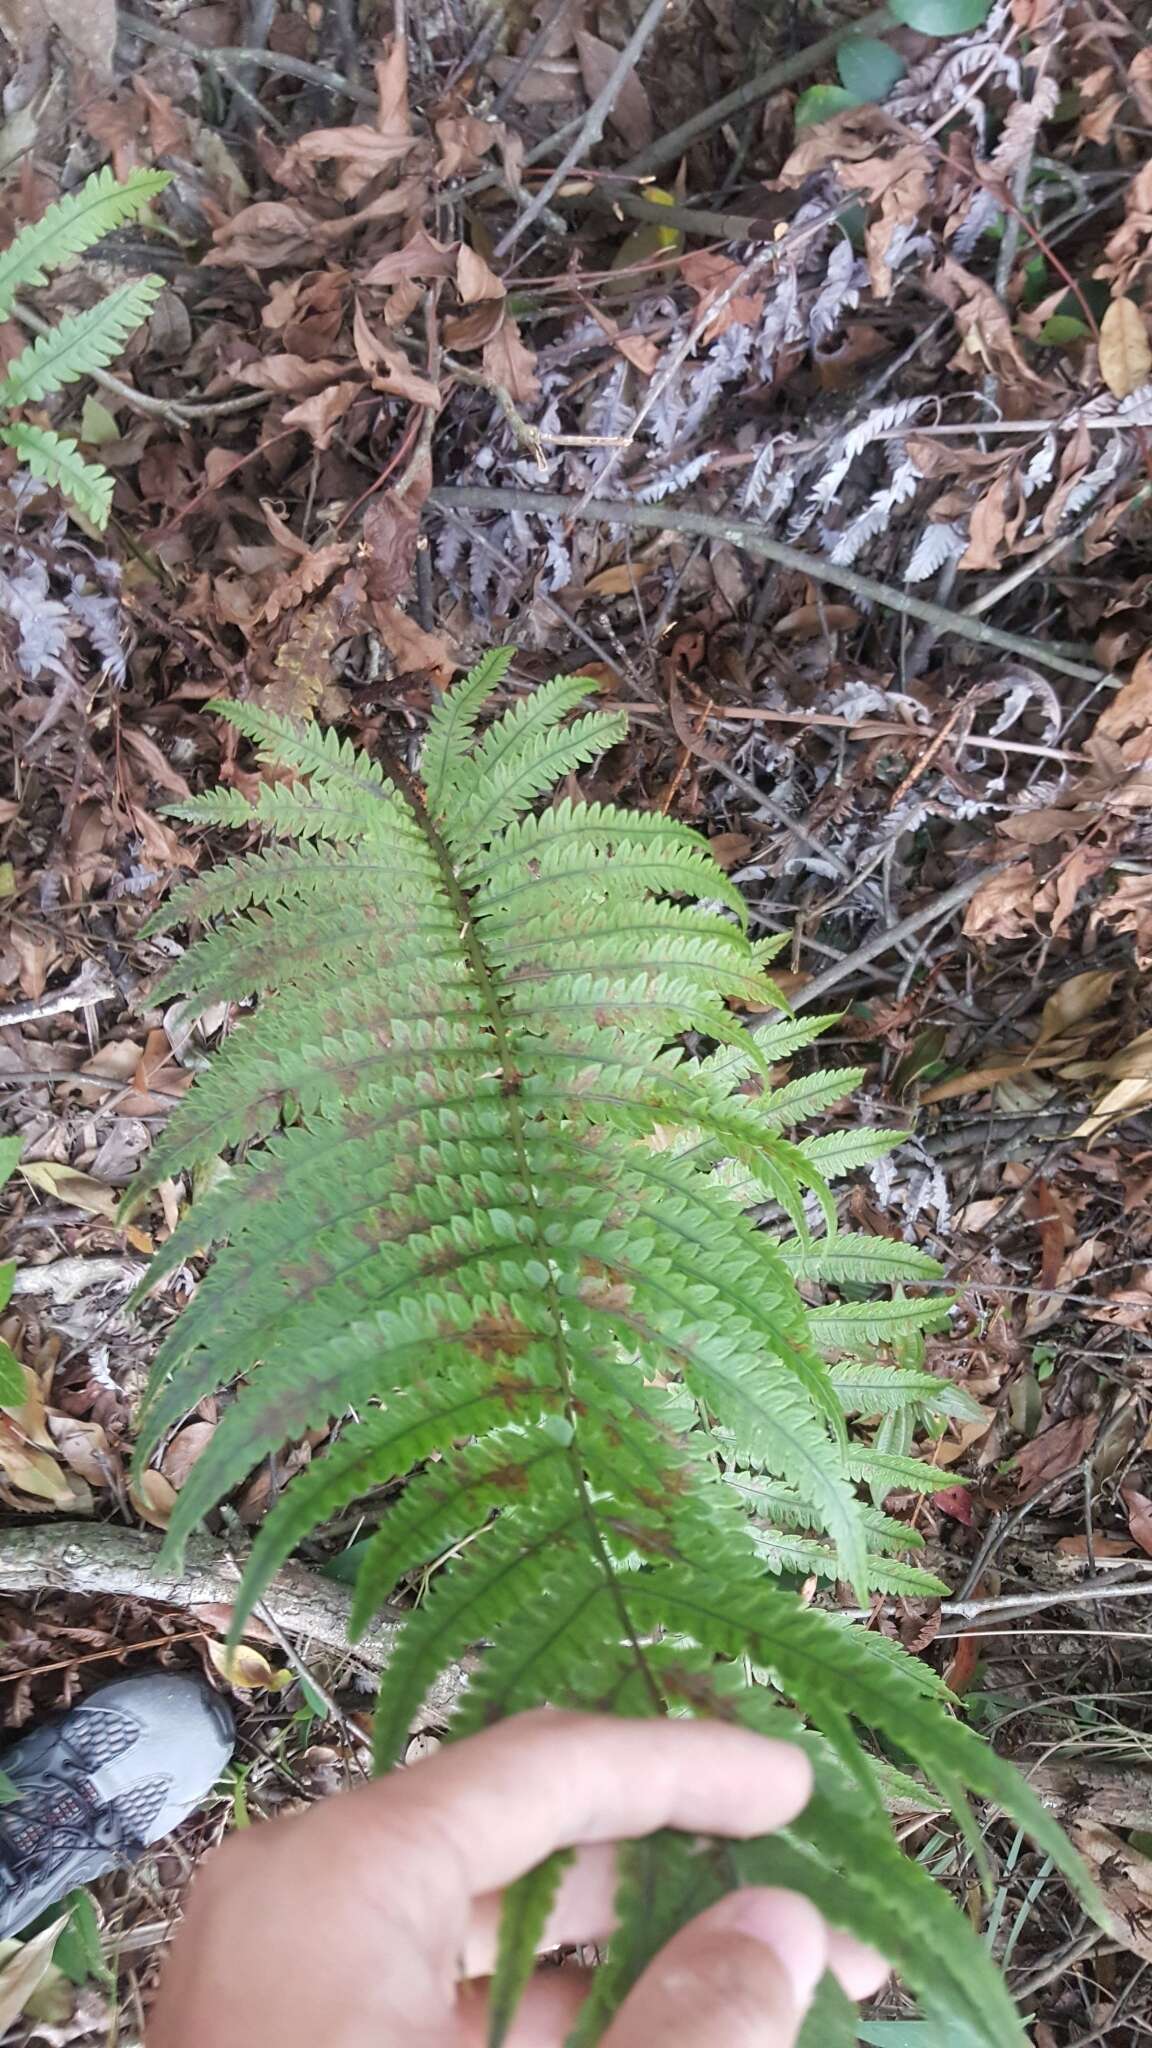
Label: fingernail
xmin=713 ymin=1887 xmax=828 ymax=2007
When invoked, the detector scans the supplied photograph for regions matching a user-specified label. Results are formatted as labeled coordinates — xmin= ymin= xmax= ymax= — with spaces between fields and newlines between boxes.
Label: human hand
xmin=149 ymin=1707 xmax=887 ymax=2047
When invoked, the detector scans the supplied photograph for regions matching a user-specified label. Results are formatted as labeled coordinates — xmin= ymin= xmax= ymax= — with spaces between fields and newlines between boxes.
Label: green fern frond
xmin=0 ymin=167 xmax=170 ymax=318
xmin=0 ymin=424 xmax=113 ymax=527
xmin=0 ymin=276 xmax=163 ymax=407
xmin=137 ymin=666 xmax=1096 ymax=2044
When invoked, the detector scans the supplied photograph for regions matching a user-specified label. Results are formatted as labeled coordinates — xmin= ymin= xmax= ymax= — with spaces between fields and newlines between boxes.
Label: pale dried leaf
xmin=1100 ymin=298 xmax=1152 ymax=400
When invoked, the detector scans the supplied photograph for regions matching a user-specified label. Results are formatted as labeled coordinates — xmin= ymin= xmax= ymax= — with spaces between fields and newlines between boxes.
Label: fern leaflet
xmin=0 ymin=167 xmax=170 ymax=318
xmin=0 ymin=277 xmax=163 ymax=407
xmin=0 ymin=424 xmax=114 ymax=528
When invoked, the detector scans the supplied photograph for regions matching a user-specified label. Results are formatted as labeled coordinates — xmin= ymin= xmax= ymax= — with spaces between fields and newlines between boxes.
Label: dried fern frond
xmin=136 ymin=663 xmax=1099 ymax=2044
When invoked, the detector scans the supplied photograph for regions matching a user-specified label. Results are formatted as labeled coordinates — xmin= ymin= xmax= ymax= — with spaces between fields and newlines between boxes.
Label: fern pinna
xmin=136 ymin=655 xmax=1094 ymax=2046
xmin=0 ymin=166 xmax=170 ymax=528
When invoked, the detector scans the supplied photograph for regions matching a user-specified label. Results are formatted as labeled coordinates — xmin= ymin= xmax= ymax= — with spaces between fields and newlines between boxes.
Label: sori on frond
xmin=132 ymin=653 xmax=1099 ymax=2045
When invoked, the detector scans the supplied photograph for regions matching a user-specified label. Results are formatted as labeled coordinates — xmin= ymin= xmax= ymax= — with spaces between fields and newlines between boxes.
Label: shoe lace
xmin=0 ymin=1735 xmax=141 ymax=1903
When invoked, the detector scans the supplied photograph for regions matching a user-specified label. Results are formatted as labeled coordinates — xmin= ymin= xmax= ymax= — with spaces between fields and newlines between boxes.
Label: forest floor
xmin=1 ymin=0 xmax=1152 ymax=2038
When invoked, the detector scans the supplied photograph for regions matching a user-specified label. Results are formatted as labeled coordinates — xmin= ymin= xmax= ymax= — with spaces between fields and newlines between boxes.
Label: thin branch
xmin=0 ymin=1521 xmax=470 ymax=1719
xmin=117 ymin=9 xmax=378 ymax=108
xmin=492 ymin=0 xmax=572 ymax=116
xmin=754 ymin=867 xmax=1007 ymax=1022
xmin=935 ymin=1568 xmax=1152 ymax=1635
xmin=427 ymin=484 xmax=1117 ymax=687
xmin=0 ymin=968 xmax=118 ymax=1029
xmin=10 ymin=302 xmax=272 ymax=428
xmin=963 ymin=512 xmax=1105 ymax=618
xmin=620 ymin=4 xmax=892 ymax=179
xmin=494 ymin=0 xmax=669 ymax=258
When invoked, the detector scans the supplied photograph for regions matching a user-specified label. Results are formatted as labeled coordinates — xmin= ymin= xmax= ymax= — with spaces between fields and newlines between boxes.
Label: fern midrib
xmin=393 ymin=752 xmax=666 ymax=1718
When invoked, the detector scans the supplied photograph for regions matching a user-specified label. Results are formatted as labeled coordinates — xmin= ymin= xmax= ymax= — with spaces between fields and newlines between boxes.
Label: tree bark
xmin=0 ymin=1521 xmax=469 ymax=1725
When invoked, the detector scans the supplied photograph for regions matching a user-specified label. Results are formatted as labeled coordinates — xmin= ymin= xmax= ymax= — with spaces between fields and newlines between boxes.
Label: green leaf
xmin=0 ymin=1135 xmax=25 ymax=1189
xmin=0 ymin=1338 xmax=25 ymax=1405
xmin=837 ymin=35 xmax=907 ymax=100
xmin=0 ymin=425 xmax=114 ymax=527
xmin=888 ymin=0 xmax=992 ymax=32
xmin=795 ymin=82 xmax=863 ymax=126
xmin=486 ymin=1849 xmax=572 ymax=2048
xmin=798 ymin=1970 xmax=861 ymax=2047
xmin=0 ymin=275 xmax=163 ymax=407
xmin=52 ymin=1890 xmax=114 ymax=1989
xmin=0 ymin=167 xmax=170 ymax=319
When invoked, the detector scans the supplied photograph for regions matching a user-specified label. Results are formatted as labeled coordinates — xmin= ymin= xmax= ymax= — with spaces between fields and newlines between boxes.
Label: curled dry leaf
xmin=481 ymin=313 xmax=540 ymax=404
xmin=456 ymin=243 xmax=505 ymax=306
xmin=1012 ymin=1412 xmax=1099 ymax=1500
xmin=371 ymin=603 xmax=457 ymax=686
xmin=206 ymin=1641 xmax=292 ymax=1691
xmin=282 ymin=381 xmax=361 ymax=449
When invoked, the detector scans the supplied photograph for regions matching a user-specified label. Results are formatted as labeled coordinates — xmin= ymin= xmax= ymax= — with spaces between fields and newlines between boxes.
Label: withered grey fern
xmin=134 ymin=654 xmax=1095 ymax=2046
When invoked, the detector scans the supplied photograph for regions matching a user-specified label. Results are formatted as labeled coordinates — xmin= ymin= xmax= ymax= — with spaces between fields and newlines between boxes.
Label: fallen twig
xmin=620 ymin=5 xmax=892 ymax=179
xmin=756 ymin=867 xmax=1007 ymax=1021
xmin=117 ymin=10 xmax=377 ymax=107
xmin=427 ymin=484 xmax=1116 ymax=687
xmin=495 ymin=0 xmax=669 ymax=257
xmin=10 ymin=303 xmax=272 ymax=429
xmin=0 ymin=968 xmax=118 ymax=1029
xmin=0 ymin=1521 xmax=469 ymax=1722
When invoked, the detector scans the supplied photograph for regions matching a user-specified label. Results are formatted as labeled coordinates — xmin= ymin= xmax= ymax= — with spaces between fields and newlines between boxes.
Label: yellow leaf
xmin=131 ymin=1467 xmax=177 ymax=1529
xmin=206 ymin=1640 xmax=292 ymax=1691
xmin=1074 ymin=1074 xmax=1152 ymax=1140
xmin=1100 ymin=297 xmax=1152 ymax=399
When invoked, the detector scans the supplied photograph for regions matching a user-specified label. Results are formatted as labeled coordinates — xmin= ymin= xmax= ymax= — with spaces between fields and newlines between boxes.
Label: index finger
xmin=364 ymin=1709 xmax=813 ymax=1896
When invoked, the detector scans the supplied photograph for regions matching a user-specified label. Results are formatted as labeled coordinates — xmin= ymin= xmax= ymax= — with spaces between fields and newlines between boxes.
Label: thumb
xmin=601 ymin=1887 xmax=827 ymax=2048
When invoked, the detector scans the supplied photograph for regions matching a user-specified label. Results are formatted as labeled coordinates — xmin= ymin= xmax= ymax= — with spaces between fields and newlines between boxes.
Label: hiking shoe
xmin=0 ymin=1672 xmax=235 ymax=1940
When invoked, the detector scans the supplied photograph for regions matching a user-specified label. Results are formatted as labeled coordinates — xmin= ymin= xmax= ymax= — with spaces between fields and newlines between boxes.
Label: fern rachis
xmin=136 ymin=658 xmax=1098 ymax=2044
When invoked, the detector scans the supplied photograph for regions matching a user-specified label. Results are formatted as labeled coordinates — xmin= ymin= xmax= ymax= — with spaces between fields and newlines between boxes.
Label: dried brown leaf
xmin=481 ymin=313 xmax=539 ymax=404
xmin=962 ymin=862 xmax=1037 ymax=942
xmin=1013 ymin=1412 xmax=1098 ymax=1499
xmin=371 ymin=602 xmax=456 ymax=686
xmin=360 ymin=229 xmax=457 ymax=288
xmin=363 ymin=494 xmax=420 ymax=607
xmin=575 ymin=27 xmax=652 ymax=150
xmin=282 ymin=381 xmax=360 ymax=449
xmin=1100 ymin=297 xmax=1152 ymax=400
xmin=456 ymin=243 xmax=505 ymax=305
